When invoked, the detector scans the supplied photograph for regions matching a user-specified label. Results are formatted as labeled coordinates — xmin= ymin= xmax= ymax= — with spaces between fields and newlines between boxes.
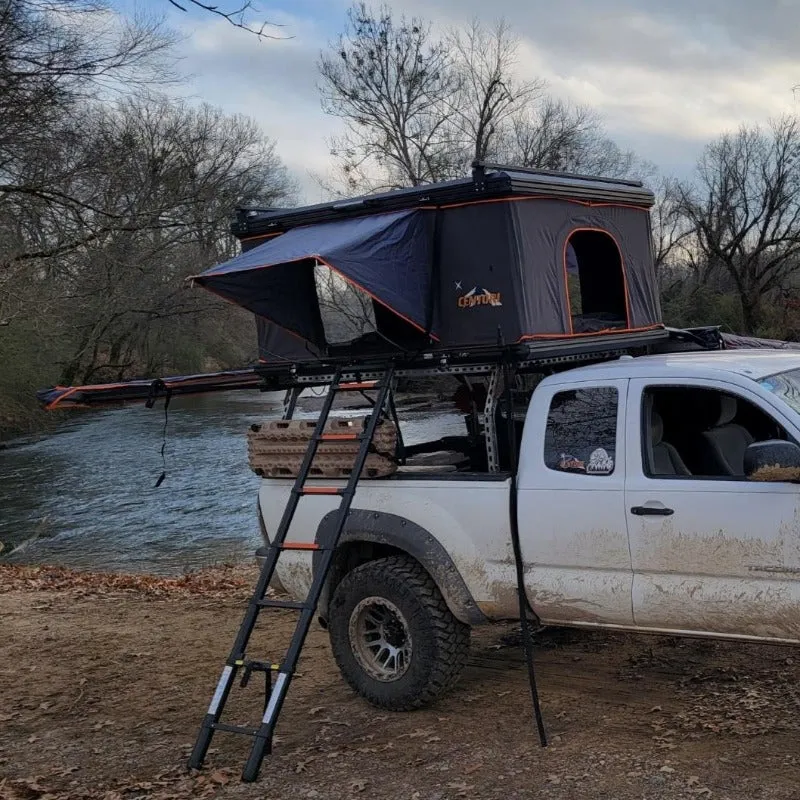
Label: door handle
xmin=631 ymin=506 xmax=674 ymax=516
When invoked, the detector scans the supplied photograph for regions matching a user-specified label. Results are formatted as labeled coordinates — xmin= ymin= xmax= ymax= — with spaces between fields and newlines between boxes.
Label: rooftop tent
xmin=197 ymin=166 xmax=664 ymax=359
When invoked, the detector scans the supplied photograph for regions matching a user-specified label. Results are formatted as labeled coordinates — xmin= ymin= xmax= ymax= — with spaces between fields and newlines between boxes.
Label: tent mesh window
xmin=313 ymin=261 xmax=430 ymax=353
xmin=566 ymin=230 xmax=629 ymax=334
xmin=314 ymin=263 xmax=377 ymax=344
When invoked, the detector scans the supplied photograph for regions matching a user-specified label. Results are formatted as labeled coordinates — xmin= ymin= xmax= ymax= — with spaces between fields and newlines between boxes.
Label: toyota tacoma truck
xmin=255 ymin=349 xmax=800 ymax=710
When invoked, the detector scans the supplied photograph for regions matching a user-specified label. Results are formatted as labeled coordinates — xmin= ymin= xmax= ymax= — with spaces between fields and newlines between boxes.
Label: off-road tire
xmin=328 ymin=555 xmax=470 ymax=711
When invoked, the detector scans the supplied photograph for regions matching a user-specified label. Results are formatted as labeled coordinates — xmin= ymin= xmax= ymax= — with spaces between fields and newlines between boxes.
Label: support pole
xmin=502 ymin=358 xmax=547 ymax=747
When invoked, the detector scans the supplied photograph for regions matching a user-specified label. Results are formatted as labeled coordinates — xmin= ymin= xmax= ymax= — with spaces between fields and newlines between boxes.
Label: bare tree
xmin=319 ymin=3 xmax=642 ymax=194
xmin=0 ymin=94 xmax=294 ymax=384
xmin=498 ymin=98 xmax=638 ymax=178
xmin=165 ymin=0 xmax=287 ymax=40
xmin=445 ymin=20 xmax=541 ymax=165
xmin=678 ymin=117 xmax=800 ymax=334
xmin=0 ymin=0 xmax=177 ymax=270
xmin=319 ymin=3 xmax=457 ymax=190
xmin=650 ymin=176 xmax=695 ymax=274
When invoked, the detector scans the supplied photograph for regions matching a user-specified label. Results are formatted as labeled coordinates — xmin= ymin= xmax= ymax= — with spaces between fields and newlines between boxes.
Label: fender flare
xmin=313 ymin=509 xmax=487 ymax=627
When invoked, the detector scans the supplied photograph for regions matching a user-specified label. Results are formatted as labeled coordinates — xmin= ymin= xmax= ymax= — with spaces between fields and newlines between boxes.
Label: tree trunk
xmin=739 ymin=289 xmax=763 ymax=336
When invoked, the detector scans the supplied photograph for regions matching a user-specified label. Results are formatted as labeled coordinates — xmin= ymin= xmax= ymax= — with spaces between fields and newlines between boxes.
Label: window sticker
xmin=586 ymin=447 xmax=614 ymax=475
xmin=558 ymin=453 xmax=586 ymax=472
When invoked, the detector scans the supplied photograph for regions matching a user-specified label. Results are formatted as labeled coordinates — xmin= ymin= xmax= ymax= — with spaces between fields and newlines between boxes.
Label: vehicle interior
xmin=643 ymin=386 xmax=790 ymax=478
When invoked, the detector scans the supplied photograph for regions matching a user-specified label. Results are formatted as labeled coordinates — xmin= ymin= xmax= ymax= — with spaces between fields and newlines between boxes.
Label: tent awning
xmin=193 ymin=209 xmax=435 ymax=348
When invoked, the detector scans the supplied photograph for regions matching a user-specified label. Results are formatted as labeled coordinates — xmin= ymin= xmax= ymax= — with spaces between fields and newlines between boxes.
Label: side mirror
xmin=745 ymin=440 xmax=800 ymax=482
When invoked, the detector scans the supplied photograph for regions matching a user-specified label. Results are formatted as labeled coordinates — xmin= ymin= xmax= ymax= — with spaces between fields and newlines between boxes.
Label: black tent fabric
xmin=196 ymin=169 xmax=665 ymax=360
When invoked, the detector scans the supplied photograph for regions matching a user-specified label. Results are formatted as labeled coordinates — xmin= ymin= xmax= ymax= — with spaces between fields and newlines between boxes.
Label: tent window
xmin=313 ymin=261 xmax=430 ymax=352
xmin=565 ymin=230 xmax=629 ymax=334
xmin=314 ymin=264 xmax=377 ymax=344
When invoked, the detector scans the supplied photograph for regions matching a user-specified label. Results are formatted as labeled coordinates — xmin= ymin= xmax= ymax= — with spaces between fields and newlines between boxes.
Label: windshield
xmin=759 ymin=368 xmax=800 ymax=415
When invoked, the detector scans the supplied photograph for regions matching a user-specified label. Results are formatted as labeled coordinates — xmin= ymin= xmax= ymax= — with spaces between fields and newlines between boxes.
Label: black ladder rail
xmin=241 ymin=366 xmax=395 ymax=782
xmin=187 ymin=364 xmax=396 ymax=782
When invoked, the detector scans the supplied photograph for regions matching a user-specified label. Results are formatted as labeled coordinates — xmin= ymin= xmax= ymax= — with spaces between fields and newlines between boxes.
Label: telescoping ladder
xmin=188 ymin=364 xmax=396 ymax=782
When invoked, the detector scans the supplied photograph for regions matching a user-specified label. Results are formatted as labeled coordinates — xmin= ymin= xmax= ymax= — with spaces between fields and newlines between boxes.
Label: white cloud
xmin=168 ymin=0 xmax=800 ymax=201
xmin=174 ymin=11 xmax=344 ymax=202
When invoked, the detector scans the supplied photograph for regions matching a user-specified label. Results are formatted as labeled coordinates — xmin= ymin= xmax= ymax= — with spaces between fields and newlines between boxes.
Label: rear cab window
xmin=544 ymin=387 xmax=618 ymax=476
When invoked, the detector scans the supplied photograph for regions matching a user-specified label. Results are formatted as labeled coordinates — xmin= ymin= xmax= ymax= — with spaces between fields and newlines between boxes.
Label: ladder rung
xmin=257 ymin=599 xmax=308 ymax=610
xmin=317 ymin=432 xmax=360 ymax=441
xmin=276 ymin=541 xmax=320 ymax=551
xmin=212 ymin=722 xmax=259 ymax=736
xmin=298 ymin=487 xmax=343 ymax=496
xmin=233 ymin=659 xmax=280 ymax=670
xmin=338 ymin=381 xmax=379 ymax=391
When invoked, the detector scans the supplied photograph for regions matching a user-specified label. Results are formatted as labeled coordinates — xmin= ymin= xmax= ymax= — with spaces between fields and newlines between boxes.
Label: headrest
xmin=651 ymin=410 xmax=664 ymax=445
xmin=714 ymin=395 xmax=738 ymax=427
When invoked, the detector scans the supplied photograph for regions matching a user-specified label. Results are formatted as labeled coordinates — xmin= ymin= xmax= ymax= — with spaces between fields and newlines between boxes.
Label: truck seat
xmin=698 ymin=396 xmax=754 ymax=476
xmin=650 ymin=411 xmax=691 ymax=476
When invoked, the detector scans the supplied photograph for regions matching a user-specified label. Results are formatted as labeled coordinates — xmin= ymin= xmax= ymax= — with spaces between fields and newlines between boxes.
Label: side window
xmin=642 ymin=386 xmax=789 ymax=479
xmin=544 ymin=387 xmax=618 ymax=476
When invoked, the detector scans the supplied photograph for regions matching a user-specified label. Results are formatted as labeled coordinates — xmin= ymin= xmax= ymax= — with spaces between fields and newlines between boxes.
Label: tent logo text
xmin=457 ymin=286 xmax=503 ymax=309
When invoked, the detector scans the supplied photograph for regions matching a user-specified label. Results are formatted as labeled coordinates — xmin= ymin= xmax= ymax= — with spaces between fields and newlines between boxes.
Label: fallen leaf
xmin=660 ymin=765 xmax=675 ymax=774
xmin=309 ymin=706 xmax=327 ymax=716
xmin=209 ymin=770 xmax=231 ymax=785
xmin=350 ymin=778 xmax=368 ymax=792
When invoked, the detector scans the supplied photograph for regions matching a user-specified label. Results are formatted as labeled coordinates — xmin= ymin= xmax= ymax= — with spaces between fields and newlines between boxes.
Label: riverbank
xmin=2 ymin=563 xmax=800 ymax=800
xmin=0 ymin=403 xmax=54 ymax=445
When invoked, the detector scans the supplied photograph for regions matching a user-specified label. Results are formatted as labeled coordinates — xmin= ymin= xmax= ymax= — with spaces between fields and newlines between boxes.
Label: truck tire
xmin=328 ymin=555 xmax=470 ymax=711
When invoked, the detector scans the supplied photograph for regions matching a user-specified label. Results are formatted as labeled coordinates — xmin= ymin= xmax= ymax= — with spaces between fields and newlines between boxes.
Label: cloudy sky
xmin=163 ymin=0 xmax=799 ymax=202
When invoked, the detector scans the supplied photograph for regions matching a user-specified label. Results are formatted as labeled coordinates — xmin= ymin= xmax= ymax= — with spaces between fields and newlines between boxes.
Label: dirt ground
xmin=2 ymin=565 xmax=800 ymax=800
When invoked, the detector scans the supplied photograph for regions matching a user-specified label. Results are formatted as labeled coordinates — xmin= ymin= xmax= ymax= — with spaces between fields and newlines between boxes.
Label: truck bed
xmin=257 ymin=475 xmax=514 ymax=618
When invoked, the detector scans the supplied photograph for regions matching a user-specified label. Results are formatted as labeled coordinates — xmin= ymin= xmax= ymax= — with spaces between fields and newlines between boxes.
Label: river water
xmin=0 ymin=392 xmax=462 ymax=574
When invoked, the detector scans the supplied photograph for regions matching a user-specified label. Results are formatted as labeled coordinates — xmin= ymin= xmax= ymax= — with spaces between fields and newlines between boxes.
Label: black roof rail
xmin=471 ymin=160 xmax=644 ymax=189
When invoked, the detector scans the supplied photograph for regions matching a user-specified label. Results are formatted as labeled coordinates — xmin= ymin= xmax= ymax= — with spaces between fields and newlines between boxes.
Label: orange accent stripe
xmin=339 ymin=381 xmax=377 ymax=390
xmin=319 ymin=433 xmax=359 ymax=441
xmin=439 ymin=195 xmax=650 ymax=212
xmin=239 ymin=230 xmax=284 ymax=243
xmin=517 ymin=324 xmax=663 ymax=342
xmin=300 ymin=487 xmax=342 ymax=496
xmin=281 ymin=542 xmax=321 ymax=551
xmin=44 ymin=372 xmax=262 ymax=410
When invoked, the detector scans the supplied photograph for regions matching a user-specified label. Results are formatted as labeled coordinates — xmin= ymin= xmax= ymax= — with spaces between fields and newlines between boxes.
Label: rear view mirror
xmin=745 ymin=440 xmax=800 ymax=482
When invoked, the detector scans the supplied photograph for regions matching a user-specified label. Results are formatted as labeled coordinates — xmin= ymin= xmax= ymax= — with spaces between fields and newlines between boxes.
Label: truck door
xmin=626 ymin=378 xmax=800 ymax=641
xmin=517 ymin=378 xmax=633 ymax=625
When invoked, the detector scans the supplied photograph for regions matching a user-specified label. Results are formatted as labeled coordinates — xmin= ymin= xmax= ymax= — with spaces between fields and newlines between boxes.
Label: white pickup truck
xmin=256 ymin=349 xmax=800 ymax=710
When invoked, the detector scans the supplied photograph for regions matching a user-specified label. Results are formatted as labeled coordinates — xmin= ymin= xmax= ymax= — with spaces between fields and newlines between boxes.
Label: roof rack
xmin=254 ymin=327 xmax=721 ymax=391
xmin=471 ymin=161 xmax=645 ymax=189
